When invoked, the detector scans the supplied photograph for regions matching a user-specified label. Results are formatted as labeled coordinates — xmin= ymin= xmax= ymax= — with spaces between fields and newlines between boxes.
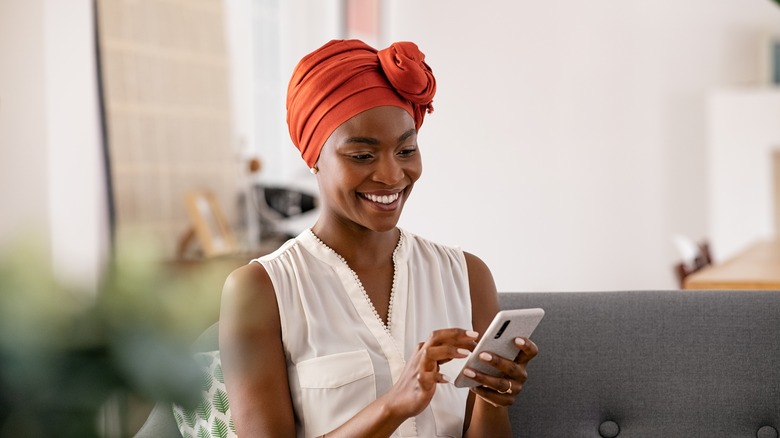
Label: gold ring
xmin=497 ymin=379 xmax=512 ymax=395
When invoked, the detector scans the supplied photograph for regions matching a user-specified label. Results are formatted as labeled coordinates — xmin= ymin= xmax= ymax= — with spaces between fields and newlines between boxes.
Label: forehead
xmin=334 ymin=106 xmax=416 ymax=139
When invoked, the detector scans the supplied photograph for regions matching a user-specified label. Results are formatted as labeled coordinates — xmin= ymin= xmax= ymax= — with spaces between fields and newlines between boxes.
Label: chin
xmin=361 ymin=215 xmax=402 ymax=233
xmin=353 ymin=203 xmax=405 ymax=232
xmin=360 ymin=218 xmax=399 ymax=233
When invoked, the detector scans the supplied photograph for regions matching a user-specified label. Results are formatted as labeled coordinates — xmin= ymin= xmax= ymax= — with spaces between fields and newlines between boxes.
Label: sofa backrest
xmin=500 ymin=290 xmax=780 ymax=437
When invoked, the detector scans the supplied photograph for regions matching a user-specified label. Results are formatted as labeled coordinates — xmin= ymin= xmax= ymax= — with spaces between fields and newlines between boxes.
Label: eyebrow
xmin=398 ymin=129 xmax=417 ymax=143
xmin=344 ymin=129 xmax=417 ymax=146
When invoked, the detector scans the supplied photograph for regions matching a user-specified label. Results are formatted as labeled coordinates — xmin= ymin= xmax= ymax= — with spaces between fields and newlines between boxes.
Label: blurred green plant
xmin=0 ymin=234 xmax=221 ymax=437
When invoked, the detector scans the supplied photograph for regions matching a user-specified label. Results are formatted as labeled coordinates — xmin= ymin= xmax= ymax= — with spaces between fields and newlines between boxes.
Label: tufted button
xmin=599 ymin=420 xmax=620 ymax=438
xmin=758 ymin=425 xmax=778 ymax=438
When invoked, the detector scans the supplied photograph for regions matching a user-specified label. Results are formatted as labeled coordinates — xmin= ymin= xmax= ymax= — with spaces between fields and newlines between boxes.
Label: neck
xmin=310 ymin=221 xmax=400 ymax=269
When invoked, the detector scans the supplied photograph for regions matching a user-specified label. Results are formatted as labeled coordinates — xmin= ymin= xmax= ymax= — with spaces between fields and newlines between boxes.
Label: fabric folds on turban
xmin=286 ymin=39 xmax=436 ymax=168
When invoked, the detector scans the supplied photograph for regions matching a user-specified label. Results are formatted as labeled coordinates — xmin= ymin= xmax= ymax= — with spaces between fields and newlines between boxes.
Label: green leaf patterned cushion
xmin=173 ymin=351 xmax=238 ymax=438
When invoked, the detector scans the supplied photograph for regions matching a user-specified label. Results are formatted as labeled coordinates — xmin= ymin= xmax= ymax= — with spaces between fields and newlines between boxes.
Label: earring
xmin=310 ymin=166 xmax=318 ymax=175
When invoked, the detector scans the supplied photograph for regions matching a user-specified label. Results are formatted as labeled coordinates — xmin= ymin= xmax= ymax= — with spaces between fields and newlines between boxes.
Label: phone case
xmin=453 ymin=308 xmax=545 ymax=388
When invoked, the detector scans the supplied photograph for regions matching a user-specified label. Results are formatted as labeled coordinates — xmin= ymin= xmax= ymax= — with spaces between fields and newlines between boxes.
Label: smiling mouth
xmin=360 ymin=192 xmax=400 ymax=205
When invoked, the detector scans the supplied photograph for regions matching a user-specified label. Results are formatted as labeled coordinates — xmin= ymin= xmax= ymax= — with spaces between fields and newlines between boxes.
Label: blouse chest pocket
xmin=295 ymin=349 xmax=377 ymax=438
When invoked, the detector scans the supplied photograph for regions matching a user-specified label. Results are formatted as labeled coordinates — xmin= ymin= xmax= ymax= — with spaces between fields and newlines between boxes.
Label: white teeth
xmin=364 ymin=193 xmax=399 ymax=204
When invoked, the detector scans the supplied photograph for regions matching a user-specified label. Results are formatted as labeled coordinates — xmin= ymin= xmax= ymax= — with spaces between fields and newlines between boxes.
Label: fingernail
xmin=479 ymin=352 xmax=493 ymax=361
xmin=515 ymin=338 xmax=526 ymax=347
xmin=463 ymin=369 xmax=476 ymax=378
xmin=457 ymin=348 xmax=471 ymax=356
xmin=440 ymin=373 xmax=450 ymax=383
xmin=466 ymin=330 xmax=479 ymax=339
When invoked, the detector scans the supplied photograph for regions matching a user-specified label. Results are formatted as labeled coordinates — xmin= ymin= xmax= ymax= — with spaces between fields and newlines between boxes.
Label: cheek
xmin=319 ymin=167 xmax=358 ymax=202
xmin=408 ymin=156 xmax=423 ymax=184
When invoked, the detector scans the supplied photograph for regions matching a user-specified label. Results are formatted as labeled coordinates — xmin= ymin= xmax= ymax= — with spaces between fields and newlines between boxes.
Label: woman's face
xmin=315 ymin=105 xmax=422 ymax=233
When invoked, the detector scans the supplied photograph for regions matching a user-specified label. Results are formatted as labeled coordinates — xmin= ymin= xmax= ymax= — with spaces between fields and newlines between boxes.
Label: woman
xmin=219 ymin=39 xmax=538 ymax=437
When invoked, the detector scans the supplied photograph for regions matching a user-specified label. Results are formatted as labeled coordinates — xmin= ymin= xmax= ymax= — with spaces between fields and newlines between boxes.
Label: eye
xmin=349 ymin=153 xmax=374 ymax=161
xmin=398 ymin=146 xmax=418 ymax=157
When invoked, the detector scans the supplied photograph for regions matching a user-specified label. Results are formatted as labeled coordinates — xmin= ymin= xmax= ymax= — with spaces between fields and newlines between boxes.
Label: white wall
xmin=0 ymin=0 xmax=50 ymax=252
xmin=379 ymin=0 xmax=780 ymax=291
xmin=44 ymin=0 xmax=108 ymax=292
xmin=0 ymin=0 xmax=108 ymax=292
xmin=707 ymin=89 xmax=780 ymax=259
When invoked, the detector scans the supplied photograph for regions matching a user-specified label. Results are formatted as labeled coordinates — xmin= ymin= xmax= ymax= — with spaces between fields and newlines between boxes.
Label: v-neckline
xmin=307 ymin=229 xmax=402 ymax=332
xmin=299 ymin=229 xmax=418 ymax=436
xmin=303 ymin=229 xmax=409 ymax=371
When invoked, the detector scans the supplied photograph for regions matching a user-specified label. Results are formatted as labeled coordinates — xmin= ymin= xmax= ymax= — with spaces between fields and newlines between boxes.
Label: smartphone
xmin=453 ymin=308 xmax=545 ymax=388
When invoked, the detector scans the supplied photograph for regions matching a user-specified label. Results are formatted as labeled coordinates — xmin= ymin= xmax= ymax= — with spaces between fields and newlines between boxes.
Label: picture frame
xmin=183 ymin=191 xmax=237 ymax=257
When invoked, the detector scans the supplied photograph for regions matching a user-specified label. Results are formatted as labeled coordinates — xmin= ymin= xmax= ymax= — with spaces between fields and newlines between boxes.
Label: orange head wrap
xmin=286 ymin=39 xmax=436 ymax=168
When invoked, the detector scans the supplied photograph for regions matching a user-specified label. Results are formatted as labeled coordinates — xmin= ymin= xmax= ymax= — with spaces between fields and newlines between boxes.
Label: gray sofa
xmin=136 ymin=290 xmax=780 ymax=437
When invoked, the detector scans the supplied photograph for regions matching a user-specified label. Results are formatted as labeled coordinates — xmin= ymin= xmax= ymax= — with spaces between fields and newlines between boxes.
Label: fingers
xmin=466 ymin=353 xmax=524 ymax=407
xmin=391 ymin=329 xmax=481 ymax=418
xmin=462 ymin=337 xmax=540 ymax=406
xmin=424 ymin=344 xmax=472 ymax=363
xmin=419 ymin=348 xmax=438 ymax=372
xmin=514 ymin=337 xmax=539 ymax=364
xmin=415 ymin=348 xmax=451 ymax=390
xmin=412 ymin=329 xmax=479 ymax=388
xmin=417 ymin=328 xmax=479 ymax=363
xmin=471 ymin=337 xmax=538 ymax=381
xmin=418 ymin=370 xmax=450 ymax=384
xmin=462 ymin=355 xmax=525 ymax=394
xmin=475 ymin=351 xmax=528 ymax=385
xmin=424 ymin=328 xmax=479 ymax=348
xmin=415 ymin=370 xmax=440 ymax=390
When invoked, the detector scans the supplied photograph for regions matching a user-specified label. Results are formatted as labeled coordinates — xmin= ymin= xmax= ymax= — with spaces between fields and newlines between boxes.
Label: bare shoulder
xmin=463 ymin=251 xmax=498 ymax=302
xmin=221 ymin=262 xmax=274 ymax=308
xmin=219 ymin=262 xmax=280 ymax=342
xmin=463 ymin=251 xmax=500 ymax=334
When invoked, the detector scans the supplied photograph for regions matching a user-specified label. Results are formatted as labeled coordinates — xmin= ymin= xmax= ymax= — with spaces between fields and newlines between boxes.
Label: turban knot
xmin=377 ymin=42 xmax=436 ymax=113
xmin=286 ymin=39 xmax=436 ymax=168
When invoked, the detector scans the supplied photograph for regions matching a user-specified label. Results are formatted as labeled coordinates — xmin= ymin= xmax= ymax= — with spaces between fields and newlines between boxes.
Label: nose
xmin=372 ymin=155 xmax=404 ymax=185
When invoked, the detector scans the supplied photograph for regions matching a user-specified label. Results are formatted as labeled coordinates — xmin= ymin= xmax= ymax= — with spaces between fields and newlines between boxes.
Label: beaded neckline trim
xmin=308 ymin=229 xmax=403 ymax=334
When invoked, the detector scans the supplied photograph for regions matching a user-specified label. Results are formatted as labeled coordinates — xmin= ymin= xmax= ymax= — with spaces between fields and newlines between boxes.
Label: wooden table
xmin=684 ymin=239 xmax=780 ymax=290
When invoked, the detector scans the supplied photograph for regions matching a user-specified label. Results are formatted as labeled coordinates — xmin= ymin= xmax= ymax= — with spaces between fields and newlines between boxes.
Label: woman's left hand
xmin=466 ymin=337 xmax=539 ymax=407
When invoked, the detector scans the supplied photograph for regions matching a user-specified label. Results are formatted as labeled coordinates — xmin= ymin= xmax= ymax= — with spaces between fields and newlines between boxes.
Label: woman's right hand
xmin=382 ymin=328 xmax=479 ymax=419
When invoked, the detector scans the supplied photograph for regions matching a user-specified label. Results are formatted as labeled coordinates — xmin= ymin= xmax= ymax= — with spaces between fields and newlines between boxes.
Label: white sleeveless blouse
xmin=254 ymin=229 xmax=473 ymax=438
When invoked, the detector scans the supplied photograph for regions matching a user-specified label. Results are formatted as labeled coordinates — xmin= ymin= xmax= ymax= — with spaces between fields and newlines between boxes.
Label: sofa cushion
xmin=172 ymin=350 xmax=237 ymax=438
xmin=500 ymin=290 xmax=780 ymax=437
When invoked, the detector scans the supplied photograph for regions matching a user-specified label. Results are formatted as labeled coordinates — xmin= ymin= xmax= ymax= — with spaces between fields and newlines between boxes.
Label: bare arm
xmin=462 ymin=252 xmax=539 ymax=438
xmin=219 ymin=263 xmax=296 ymax=437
